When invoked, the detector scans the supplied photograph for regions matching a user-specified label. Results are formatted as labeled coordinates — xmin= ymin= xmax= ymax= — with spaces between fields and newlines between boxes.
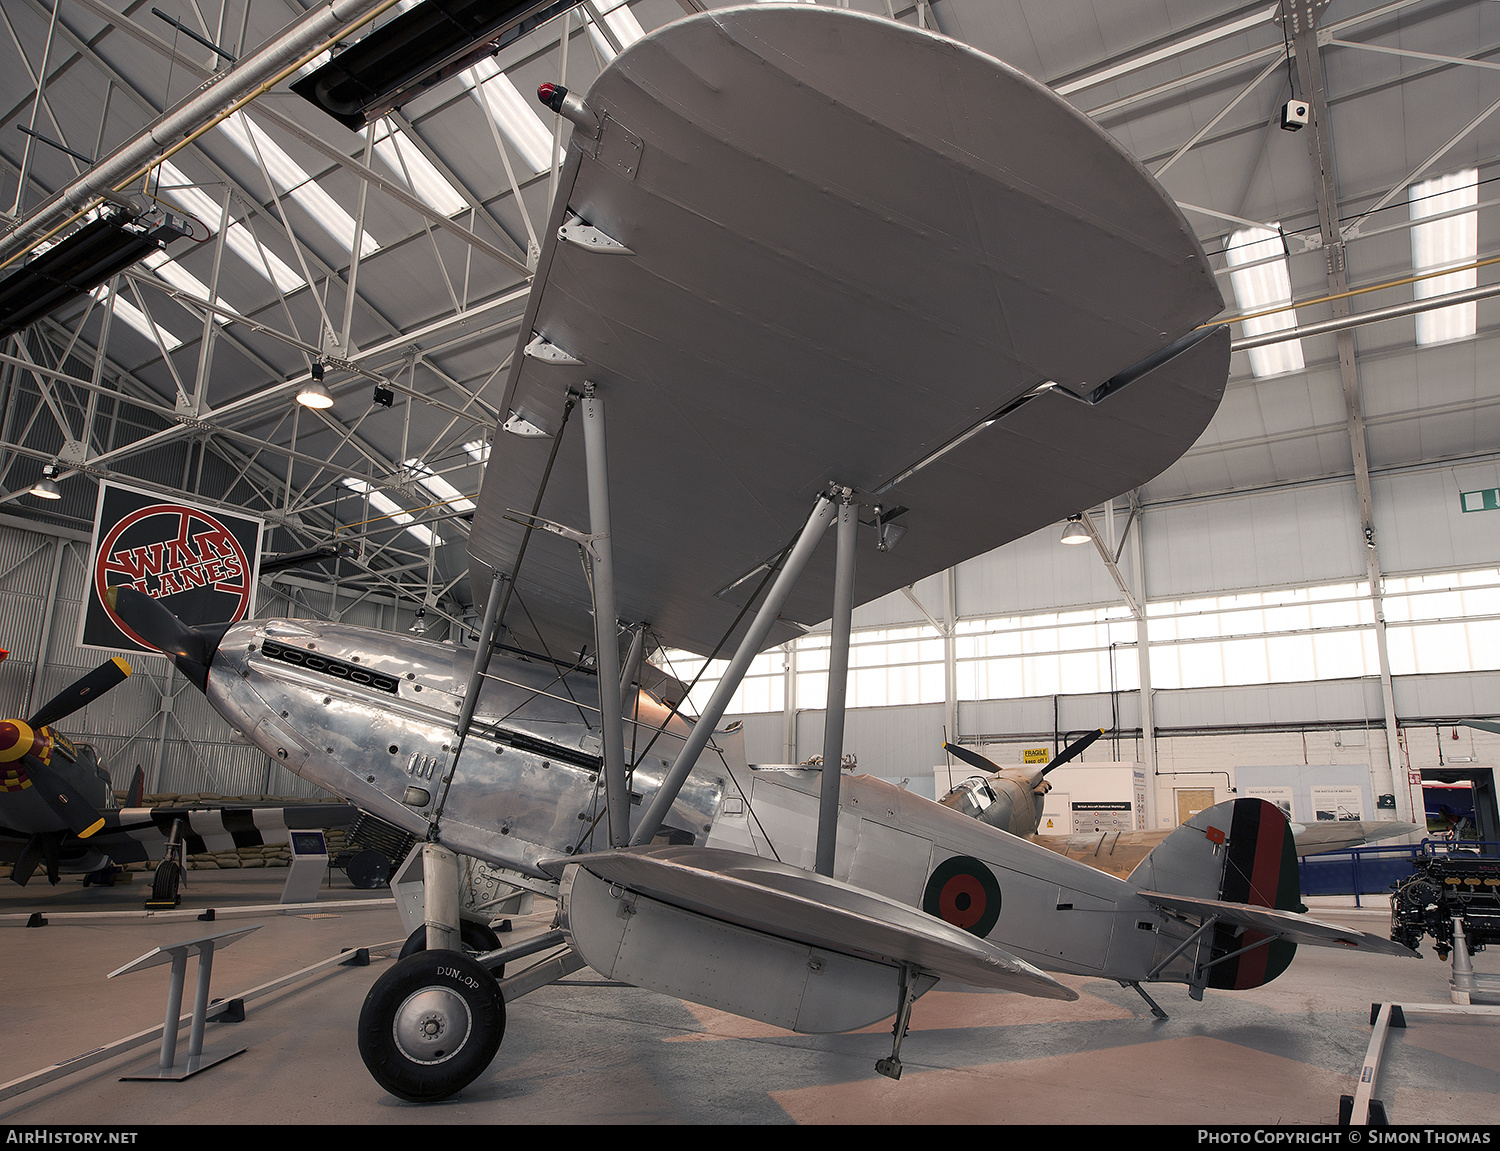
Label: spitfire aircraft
xmin=92 ymin=6 xmax=1415 ymax=1102
xmin=939 ymin=734 xmax=1420 ymax=877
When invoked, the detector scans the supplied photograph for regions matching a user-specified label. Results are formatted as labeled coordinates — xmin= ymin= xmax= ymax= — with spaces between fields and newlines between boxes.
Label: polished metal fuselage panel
xmin=208 ymin=618 xmax=728 ymax=877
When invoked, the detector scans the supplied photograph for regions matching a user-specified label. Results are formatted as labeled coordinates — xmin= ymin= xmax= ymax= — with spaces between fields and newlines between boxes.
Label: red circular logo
xmin=95 ymin=504 xmax=252 ymax=651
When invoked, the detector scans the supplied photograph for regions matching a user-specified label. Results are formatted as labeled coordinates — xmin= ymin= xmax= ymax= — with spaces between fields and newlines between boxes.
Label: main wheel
xmin=398 ymin=921 xmax=504 ymax=974
xmin=357 ymin=949 xmax=505 ymax=1102
xmin=150 ymin=859 xmax=182 ymax=906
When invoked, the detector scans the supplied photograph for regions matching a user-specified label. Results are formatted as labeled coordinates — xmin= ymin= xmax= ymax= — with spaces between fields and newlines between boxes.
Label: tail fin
xmin=126 ymin=765 xmax=145 ymax=808
xmin=1129 ymin=798 xmax=1300 ymax=990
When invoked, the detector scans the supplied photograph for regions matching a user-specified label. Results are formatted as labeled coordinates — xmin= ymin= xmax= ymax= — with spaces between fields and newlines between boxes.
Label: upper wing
xmin=468 ymin=6 xmax=1228 ymax=656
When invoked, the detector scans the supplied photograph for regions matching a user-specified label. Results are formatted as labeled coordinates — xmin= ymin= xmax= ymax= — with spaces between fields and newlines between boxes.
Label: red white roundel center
xmin=95 ymin=504 xmax=252 ymax=650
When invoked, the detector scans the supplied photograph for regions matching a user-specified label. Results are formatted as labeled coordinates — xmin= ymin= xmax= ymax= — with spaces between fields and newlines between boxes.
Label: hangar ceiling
xmin=0 ymin=0 xmax=1494 ymax=636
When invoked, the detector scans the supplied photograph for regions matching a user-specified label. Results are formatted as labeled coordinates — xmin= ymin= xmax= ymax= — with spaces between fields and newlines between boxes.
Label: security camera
xmin=1281 ymin=99 xmax=1310 ymax=131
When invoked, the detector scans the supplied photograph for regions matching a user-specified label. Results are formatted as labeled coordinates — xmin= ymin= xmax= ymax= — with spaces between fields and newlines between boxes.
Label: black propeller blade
xmin=27 ymin=657 xmax=132 ymax=730
xmin=11 ymin=832 xmax=63 ymax=886
xmin=16 ymin=756 xmax=105 ymax=839
xmin=942 ymin=727 xmax=1106 ymax=780
xmin=1041 ymin=728 xmax=1104 ymax=776
xmin=942 ymin=741 xmax=1003 ymax=775
xmin=106 ymin=585 xmax=231 ymax=691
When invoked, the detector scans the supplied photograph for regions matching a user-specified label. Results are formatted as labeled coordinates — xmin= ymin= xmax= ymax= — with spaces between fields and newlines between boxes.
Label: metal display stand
xmin=1449 ymin=917 xmax=1500 ymax=1004
xmin=279 ymin=829 xmax=329 ymax=904
xmin=108 ymin=924 xmax=262 ymax=1080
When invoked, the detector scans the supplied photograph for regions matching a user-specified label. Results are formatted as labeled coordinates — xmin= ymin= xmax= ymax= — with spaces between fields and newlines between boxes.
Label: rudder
xmin=1128 ymin=798 xmax=1299 ymax=989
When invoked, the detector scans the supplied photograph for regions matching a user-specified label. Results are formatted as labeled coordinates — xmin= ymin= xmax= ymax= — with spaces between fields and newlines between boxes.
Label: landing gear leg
xmin=875 ymin=962 xmax=920 ymax=1080
xmin=1125 ymin=980 xmax=1169 ymax=1019
xmin=147 ymin=821 xmax=186 ymax=909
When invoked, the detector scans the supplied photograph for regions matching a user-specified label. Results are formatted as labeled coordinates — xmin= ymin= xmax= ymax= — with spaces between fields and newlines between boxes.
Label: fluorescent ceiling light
xmin=1410 ymin=168 xmax=1478 ymax=346
xmin=406 ymin=457 xmax=475 ymax=512
xmin=91 ymin=285 xmax=183 ymax=351
xmin=153 ymin=160 xmax=306 ymax=294
xmin=1225 ymin=224 xmax=1304 ymax=377
xmin=217 ymin=112 xmax=382 ymax=257
xmin=343 ymin=477 xmax=440 ymax=547
xmin=369 ymin=121 xmax=467 ymax=217
xmin=465 ymin=60 xmax=554 ymax=173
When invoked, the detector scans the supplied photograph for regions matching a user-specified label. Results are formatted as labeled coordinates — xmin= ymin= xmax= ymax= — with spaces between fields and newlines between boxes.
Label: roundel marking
xmin=923 ymin=855 xmax=1002 ymax=937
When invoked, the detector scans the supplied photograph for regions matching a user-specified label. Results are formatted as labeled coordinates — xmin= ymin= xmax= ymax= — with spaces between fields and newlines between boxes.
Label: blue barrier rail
xmin=1297 ymin=838 xmax=1500 ymax=906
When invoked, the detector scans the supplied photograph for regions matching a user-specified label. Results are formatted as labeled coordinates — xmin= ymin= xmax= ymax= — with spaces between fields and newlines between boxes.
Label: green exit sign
xmin=1461 ymin=489 xmax=1500 ymax=513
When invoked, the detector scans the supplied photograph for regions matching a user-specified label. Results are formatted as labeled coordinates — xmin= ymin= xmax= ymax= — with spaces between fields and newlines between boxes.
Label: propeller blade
xmin=27 ymin=657 xmax=132 ymax=730
xmin=106 ymin=586 xmax=231 ymax=691
xmin=942 ymin=742 xmax=1002 ymax=775
xmin=1041 ymin=728 xmax=1104 ymax=777
xmin=11 ymin=834 xmax=48 ymax=886
xmin=20 ymin=754 xmax=106 ymax=839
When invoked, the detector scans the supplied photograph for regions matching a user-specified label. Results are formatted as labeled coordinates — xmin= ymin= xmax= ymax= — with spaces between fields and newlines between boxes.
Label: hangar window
xmin=1384 ymin=567 xmax=1500 ymax=675
xmin=661 ymin=648 xmax=785 ymax=716
xmin=1409 ymin=168 xmax=1478 ymax=346
xmin=1147 ymin=583 xmax=1376 ymax=690
xmin=1225 ymin=224 xmax=1305 ymax=378
xmin=798 ymin=626 xmax=946 ymax=709
xmin=956 ymin=608 xmax=1136 ymax=700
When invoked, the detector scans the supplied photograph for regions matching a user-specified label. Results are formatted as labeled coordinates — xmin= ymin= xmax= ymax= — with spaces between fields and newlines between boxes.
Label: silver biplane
xmin=101 ymin=6 xmax=1415 ymax=1102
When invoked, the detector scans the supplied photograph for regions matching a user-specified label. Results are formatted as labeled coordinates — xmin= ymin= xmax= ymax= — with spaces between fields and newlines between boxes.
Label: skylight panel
xmin=405 ymin=458 xmax=475 ymax=512
xmin=463 ymin=439 xmax=490 ymax=464
xmin=343 ymin=477 xmax=439 ymax=547
xmin=464 ymin=60 xmax=554 ymax=173
xmin=584 ymin=0 xmax=646 ymax=59
xmin=90 ymin=286 xmax=182 ymax=351
xmin=1225 ymin=224 xmax=1305 ymax=377
xmin=141 ymin=250 xmax=241 ymax=323
xmin=1410 ymin=168 xmax=1478 ymax=345
xmin=218 ymin=112 xmax=382 ymax=256
xmin=153 ymin=160 xmax=305 ymax=294
xmin=369 ymin=122 xmax=467 ymax=217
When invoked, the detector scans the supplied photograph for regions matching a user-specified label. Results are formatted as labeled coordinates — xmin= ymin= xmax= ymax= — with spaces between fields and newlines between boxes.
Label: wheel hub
xmin=392 ymin=986 xmax=473 ymax=1065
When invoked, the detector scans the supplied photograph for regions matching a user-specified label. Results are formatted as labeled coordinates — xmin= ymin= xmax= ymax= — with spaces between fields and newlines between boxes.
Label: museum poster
xmin=78 ymin=481 xmax=264 ymax=656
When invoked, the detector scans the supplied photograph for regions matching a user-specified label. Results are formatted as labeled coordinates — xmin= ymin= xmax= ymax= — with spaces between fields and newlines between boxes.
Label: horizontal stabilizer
xmin=1138 ymin=889 xmax=1419 ymax=958
xmin=550 ymin=845 xmax=1077 ymax=999
xmin=1290 ymin=820 xmax=1420 ymax=856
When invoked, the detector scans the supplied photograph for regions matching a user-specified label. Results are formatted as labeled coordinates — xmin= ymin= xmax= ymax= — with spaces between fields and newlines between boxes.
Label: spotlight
xmin=297 ymin=363 xmax=333 ymax=409
xmin=1060 ymin=514 xmax=1090 ymax=545
xmin=28 ymin=464 xmax=62 ymax=500
xmin=372 ymin=385 xmax=394 ymax=408
xmin=409 ymin=607 xmax=428 ymax=634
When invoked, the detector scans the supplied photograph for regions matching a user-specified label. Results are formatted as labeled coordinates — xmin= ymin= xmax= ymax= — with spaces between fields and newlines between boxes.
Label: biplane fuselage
xmin=208 ymin=613 xmax=1200 ymax=990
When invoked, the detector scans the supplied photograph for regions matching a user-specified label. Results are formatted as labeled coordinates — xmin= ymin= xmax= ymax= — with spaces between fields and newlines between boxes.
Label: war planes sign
xmin=79 ymin=481 xmax=263 ymax=655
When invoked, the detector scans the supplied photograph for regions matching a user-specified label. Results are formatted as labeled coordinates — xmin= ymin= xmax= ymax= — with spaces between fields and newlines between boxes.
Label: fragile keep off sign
xmin=79 ymin=481 xmax=264 ymax=655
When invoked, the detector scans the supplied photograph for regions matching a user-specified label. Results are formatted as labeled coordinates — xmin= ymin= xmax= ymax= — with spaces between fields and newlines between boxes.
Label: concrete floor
xmin=1 ymin=870 xmax=1496 ymax=1125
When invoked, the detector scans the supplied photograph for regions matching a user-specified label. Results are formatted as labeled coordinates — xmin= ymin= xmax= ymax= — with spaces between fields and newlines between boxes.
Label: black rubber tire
xmin=151 ymin=859 xmax=181 ymax=905
xmin=346 ymin=849 xmax=392 ymax=889
xmin=398 ymin=921 xmax=504 ymax=973
xmin=357 ymin=949 xmax=505 ymax=1102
